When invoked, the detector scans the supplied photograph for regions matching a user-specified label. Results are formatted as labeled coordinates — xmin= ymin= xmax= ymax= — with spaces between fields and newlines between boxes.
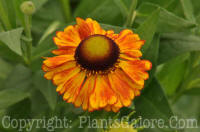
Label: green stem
xmin=125 ymin=0 xmax=138 ymax=27
xmin=0 ymin=0 xmax=12 ymax=30
xmin=59 ymin=0 xmax=72 ymax=22
xmin=24 ymin=14 xmax=32 ymax=65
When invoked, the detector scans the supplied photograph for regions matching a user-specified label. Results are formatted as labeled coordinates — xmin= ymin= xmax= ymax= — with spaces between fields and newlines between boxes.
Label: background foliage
xmin=0 ymin=0 xmax=200 ymax=132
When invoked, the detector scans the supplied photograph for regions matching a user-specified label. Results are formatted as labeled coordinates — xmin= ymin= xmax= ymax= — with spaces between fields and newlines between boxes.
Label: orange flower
xmin=42 ymin=18 xmax=152 ymax=112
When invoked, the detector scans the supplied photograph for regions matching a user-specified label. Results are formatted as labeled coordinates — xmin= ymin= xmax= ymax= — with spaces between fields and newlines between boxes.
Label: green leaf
xmin=6 ymin=98 xmax=31 ymax=119
xmin=0 ymin=28 xmax=23 ymax=56
xmin=38 ymin=21 xmax=60 ymax=45
xmin=188 ymin=78 xmax=200 ymax=89
xmin=31 ymin=35 xmax=56 ymax=71
xmin=33 ymin=71 xmax=57 ymax=110
xmin=0 ymin=58 xmax=12 ymax=89
xmin=156 ymin=54 xmax=188 ymax=96
xmin=101 ymin=23 xmax=124 ymax=33
xmin=32 ymin=34 xmax=56 ymax=61
xmin=0 ymin=89 xmax=30 ymax=109
xmin=180 ymin=0 xmax=196 ymax=23
xmin=0 ymin=0 xmax=12 ymax=30
xmin=74 ymin=0 xmax=105 ymax=18
xmin=113 ymin=0 xmax=128 ymax=19
xmin=137 ymin=2 xmax=196 ymax=33
xmin=124 ymin=0 xmax=137 ymax=27
xmin=183 ymin=87 xmax=200 ymax=95
xmin=0 ymin=41 xmax=22 ymax=63
xmin=0 ymin=58 xmax=13 ymax=80
xmin=4 ymin=64 xmax=32 ymax=91
xmin=0 ymin=22 xmax=4 ymax=32
xmin=4 ymin=0 xmax=16 ymax=28
xmin=59 ymin=0 xmax=72 ymax=22
xmin=31 ymin=0 xmax=49 ymax=11
xmin=13 ymin=0 xmax=26 ymax=28
xmin=136 ymin=9 xmax=160 ymax=54
xmin=30 ymin=89 xmax=50 ymax=116
xmin=143 ymin=34 xmax=160 ymax=85
xmin=138 ymin=0 xmax=175 ymax=8
xmin=32 ymin=0 xmax=64 ymax=35
xmin=88 ymin=0 xmax=124 ymax=25
xmin=192 ymin=0 xmax=200 ymax=16
xmin=158 ymin=32 xmax=200 ymax=64
xmin=135 ymin=78 xmax=174 ymax=130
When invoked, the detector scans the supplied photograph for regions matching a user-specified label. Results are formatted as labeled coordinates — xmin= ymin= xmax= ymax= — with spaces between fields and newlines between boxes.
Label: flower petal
xmin=53 ymin=37 xmax=78 ymax=47
xmin=76 ymin=17 xmax=92 ymax=40
xmin=53 ymin=67 xmax=80 ymax=85
xmin=86 ymin=18 xmax=106 ymax=35
xmin=108 ymin=69 xmax=134 ymax=107
xmin=43 ymin=61 xmax=76 ymax=80
xmin=62 ymin=71 xmax=86 ymax=103
xmin=104 ymin=99 xmax=122 ymax=112
xmin=89 ymin=75 xmax=117 ymax=109
xmin=53 ymin=25 xmax=81 ymax=48
xmin=64 ymin=25 xmax=81 ymax=44
xmin=74 ymin=75 xmax=96 ymax=110
xmin=119 ymin=60 xmax=151 ymax=85
xmin=52 ymin=48 xmax=75 ymax=55
xmin=56 ymin=67 xmax=81 ymax=94
xmin=43 ymin=55 xmax=74 ymax=68
xmin=106 ymin=30 xmax=119 ymax=40
xmin=121 ymin=50 xmax=142 ymax=58
xmin=115 ymin=29 xmax=145 ymax=50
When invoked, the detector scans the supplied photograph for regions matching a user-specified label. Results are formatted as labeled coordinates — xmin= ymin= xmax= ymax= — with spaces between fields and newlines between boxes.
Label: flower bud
xmin=20 ymin=1 xmax=36 ymax=15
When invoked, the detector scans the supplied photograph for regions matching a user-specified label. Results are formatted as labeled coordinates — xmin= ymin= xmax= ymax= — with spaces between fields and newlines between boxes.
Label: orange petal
xmin=44 ymin=61 xmax=76 ymax=80
xmin=63 ymin=72 xmax=86 ymax=103
xmin=53 ymin=67 xmax=80 ymax=85
xmin=42 ymin=64 xmax=51 ymax=72
xmin=43 ymin=55 xmax=74 ymax=68
xmin=104 ymin=105 xmax=120 ymax=112
xmin=76 ymin=17 xmax=92 ymax=40
xmin=112 ymin=98 xmax=123 ymax=108
xmin=111 ymin=106 xmax=121 ymax=112
xmin=119 ymin=60 xmax=151 ymax=85
xmin=53 ymin=25 xmax=80 ymax=47
xmin=121 ymin=50 xmax=142 ymax=58
xmin=74 ymin=75 xmax=96 ymax=110
xmin=104 ymin=105 xmax=112 ymax=112
xmin=56 ymin=31 xmax=78 ymax=44
xmin=56 ymin=67 xmax=81 ymax=94
xmin=53 ymin=37 xmax=78 ymax=47
xmin=115 ymin=29 xmax=144 ymax=50
xmin=85 ymin=18 xmax=106 ymax=35
xmin=89 ymin=75 xmax=117 ymax=109
xmin=117 ymin=29 xmax=133 ymax=40
xmin=134 ymin=90 xmax=141 ymax=96
xmin=104 ymin=99 xmax=122 ymax=112
xmin=106 ymin=30 xmax=119 ymax=40
xmin=119 ymin=54 xmax=138 ymax=61
xmin=108 ymin=69 xmax=134 ymax=107
xmin=52 ymin=48 xmax=75 ymax=55
xmin=64 ymin=25 xmax=81 ymax=44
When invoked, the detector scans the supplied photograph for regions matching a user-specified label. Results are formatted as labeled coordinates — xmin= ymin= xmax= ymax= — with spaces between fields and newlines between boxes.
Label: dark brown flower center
xmin=75 ymin=34 xmax=119 ymax=72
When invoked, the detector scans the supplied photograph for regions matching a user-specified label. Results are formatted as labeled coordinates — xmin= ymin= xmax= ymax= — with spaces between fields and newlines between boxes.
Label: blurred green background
xmin=0 ymin=0 xmax=200 ymax=132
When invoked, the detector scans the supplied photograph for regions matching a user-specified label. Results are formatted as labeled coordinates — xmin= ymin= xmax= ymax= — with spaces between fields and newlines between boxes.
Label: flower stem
xmin=24 ymin=14 xmax=32 ymax=65
xmin=0 ymin=0 xmax=12 ymax=30
xmin=125 ymin=0 xmax=138 ymax=27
